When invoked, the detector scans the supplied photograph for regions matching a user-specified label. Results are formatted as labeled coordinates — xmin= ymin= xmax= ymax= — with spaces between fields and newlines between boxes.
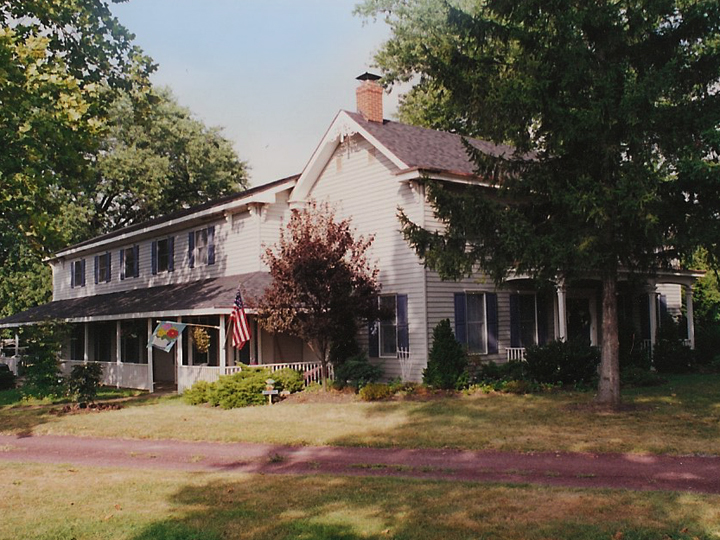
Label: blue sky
xmin=111 ymin=0 xmax=402 ymax=186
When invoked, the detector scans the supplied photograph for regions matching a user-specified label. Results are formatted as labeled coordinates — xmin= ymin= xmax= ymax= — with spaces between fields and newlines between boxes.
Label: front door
xmin=153 ymin=348 xmax=176 ymax=383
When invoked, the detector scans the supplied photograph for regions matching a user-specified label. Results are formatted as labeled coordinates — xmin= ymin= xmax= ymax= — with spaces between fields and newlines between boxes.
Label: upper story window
xmin=152 ymin=237 xmax=174 ymax=274
xmin=454 ymin=292 xmax=498 ymax=355
xmin=368 ymin=294 xmax=409 ymax=358
xmin=120 ymin=245 xmax=140 ymax=280
xmin=70 ymin=259 xmax=86 ymax=288
xmin=95 ymin=253 xmax=111 ymax=284
xmin=189 ymin=226 xmax=215 ymax=268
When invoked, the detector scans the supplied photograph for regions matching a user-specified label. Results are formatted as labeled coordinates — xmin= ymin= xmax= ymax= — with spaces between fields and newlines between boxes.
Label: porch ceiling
xmin=0 ymin=272 xmax=271 ymax=328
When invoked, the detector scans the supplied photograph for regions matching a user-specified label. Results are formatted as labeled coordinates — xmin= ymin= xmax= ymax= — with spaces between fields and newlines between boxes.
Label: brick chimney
xmin=356 ymin=72 xmax=383 ymax=123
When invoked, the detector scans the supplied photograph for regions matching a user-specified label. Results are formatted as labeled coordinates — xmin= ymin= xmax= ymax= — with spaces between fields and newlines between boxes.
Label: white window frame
xmin=516 ymin=292 xmax=539 ymax=348
xmin=465 ymin=291 xmax=488 ymax=355
xmin=195 ymin=228 xmax=209 ymax=266
xmin=72 ymin=260 xmax=85 ymax=288
xmin=157 ymin=238 xmax=170 ymax=273
xmin=379 ymin=294 xmax=398 ymax=358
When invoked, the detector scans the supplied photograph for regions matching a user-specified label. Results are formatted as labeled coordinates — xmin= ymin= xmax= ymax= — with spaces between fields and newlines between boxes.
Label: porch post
xmin=83 ymin=323 xmax=89 ymax=362
xmin=647 ymin=285 xmax=658 ymax=351
xmin=219 ymin=314 xmax=227 ymax=369
xmin=176 ymin=316 xmax=183 ymax=367
xmin=556 ymin=283 xmax=567 ymax=341
xmin=686 ymin=285 xmax=695 ymax=349
xmin=14 ymin=332 xmax=19 ymax=357
xmin=147 ymin=318 xmax=154 ymax=393
xmin=115 ymin=320 xmax=121 ymax=388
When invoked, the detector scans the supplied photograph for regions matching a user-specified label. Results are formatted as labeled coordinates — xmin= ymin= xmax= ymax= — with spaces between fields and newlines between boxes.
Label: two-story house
xmin=0 ymin=74 xmax=700 ymax=392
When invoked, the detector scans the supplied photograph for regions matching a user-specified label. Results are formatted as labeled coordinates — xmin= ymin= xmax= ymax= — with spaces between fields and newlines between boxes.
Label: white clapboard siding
xmin=307 ymin=136 xmax=428 ymax=380
xmin=52 ymin=194 xmax=296 ymax=302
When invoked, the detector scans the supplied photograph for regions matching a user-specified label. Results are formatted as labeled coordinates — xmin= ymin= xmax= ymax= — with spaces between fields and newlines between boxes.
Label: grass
xmin=0 ymin=374 xmax=718 ymax=455
xmin=2 ymin=462 xmax=719 ymax=540
xmin=0 ymin=386 xmax=142 ymax=407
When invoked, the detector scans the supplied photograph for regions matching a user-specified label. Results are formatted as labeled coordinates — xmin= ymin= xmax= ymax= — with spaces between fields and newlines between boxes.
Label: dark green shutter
xmin=208 ymin=226 xmax=215 ymax=265
xmin=188 ymin=232 xmax=195 ymax=268
xmin=168 ymin=237 xmax=175 ymax=272
xmin=120 ymin=249 xmax=125 ymax=280
xmin=486 ymin=293 xmax=498 ymax=354
xmin=397 ymin=294 xmax=409 ymax=351
xmin=454 ymin=293 xmax=467 ymax=344
xmin=151 ymin=241 xmax=158 ymax=275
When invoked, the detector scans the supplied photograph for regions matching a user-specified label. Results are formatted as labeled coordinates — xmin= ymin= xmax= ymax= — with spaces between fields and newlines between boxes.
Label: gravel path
xmin=1 ymin=434 xmax=718 ymax=494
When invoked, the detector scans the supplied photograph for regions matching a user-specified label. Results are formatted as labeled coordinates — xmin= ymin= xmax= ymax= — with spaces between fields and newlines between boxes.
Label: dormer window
xmin=188 ymin=226 xmax=215 ymax=268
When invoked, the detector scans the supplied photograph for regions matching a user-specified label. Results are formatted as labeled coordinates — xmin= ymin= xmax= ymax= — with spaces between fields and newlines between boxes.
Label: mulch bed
xmin=50 ymin=403 xmax=124 ymax=415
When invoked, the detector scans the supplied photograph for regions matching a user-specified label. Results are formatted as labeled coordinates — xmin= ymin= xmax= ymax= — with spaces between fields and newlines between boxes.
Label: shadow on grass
xmin=328 ymin=374 xmax=720 ymax=453
xmin=0 ymin=387 xmax=178 ymax=437
xmin=125 ymin=475 xmax=716 ymax=540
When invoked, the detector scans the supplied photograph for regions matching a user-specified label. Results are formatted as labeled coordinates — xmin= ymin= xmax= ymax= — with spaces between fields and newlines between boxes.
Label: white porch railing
xmin=506 ymin=348 xmax=526 ymax=361
xmin=0 ymin=355 xmax=19 ymax=376
xmin=59 ymin=360 xmax=152 ymax=391
xmin=177 ymin=361 xmax=333 ymax=394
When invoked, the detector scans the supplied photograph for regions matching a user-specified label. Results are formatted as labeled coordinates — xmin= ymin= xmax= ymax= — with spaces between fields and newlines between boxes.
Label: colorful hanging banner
xmin=148 ymin=321 xmax=187 ymax=352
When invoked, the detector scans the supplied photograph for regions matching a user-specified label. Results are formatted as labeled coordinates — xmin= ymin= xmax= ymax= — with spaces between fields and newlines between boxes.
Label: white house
xmin=0 ymin=74 xmax=700 ymax=391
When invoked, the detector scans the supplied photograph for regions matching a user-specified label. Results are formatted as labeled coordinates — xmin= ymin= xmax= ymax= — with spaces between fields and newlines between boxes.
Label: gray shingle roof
xmin=0 ymin=272 xmax=271 ymax=327
xmin=345 ymin=111 xmax=515 ymax=177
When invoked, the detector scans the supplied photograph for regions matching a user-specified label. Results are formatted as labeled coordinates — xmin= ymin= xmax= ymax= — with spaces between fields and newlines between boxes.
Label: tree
xmin=0 ymin=1 xmax=249 ymax=319
xmin=258 ymin=201 xmax=380 ymax=389
xmin=87 ymin=87 xmax=249 ymax=235
xmin=359 ymin=0 xmax=720 ymax=406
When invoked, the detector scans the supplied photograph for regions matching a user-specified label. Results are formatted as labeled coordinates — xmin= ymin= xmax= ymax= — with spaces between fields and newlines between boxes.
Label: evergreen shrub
xmin=423 ymin=319 xmax=468 ymax=389
xmin=524 ymin=339 xmax=599 ymax=386
xmin=67 ymin=362 xmax=103 ymax=405
xmin=209 ymin=367 xmax=271 ymax=409
xmin=272 ymin=368 xmax=304 ymax=393
xmin=652 ymin=316 xmax=696 ymax=373
xmin=0 ymin=364 xmax=16 ymax=390
xmin=333 ymin=353 xmax=382 ymax=390
xmin=183 ymin=380 xmax=214 ymax=405
xmin=358 ymin=382 xmax=393 ymax=401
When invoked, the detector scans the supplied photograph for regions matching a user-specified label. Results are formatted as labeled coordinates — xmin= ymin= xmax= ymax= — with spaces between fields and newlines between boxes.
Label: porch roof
xmin=0 ymin=272 xmax=271 ymax=328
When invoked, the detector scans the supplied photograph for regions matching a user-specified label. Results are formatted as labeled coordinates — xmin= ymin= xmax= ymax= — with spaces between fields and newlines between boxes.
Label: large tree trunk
xmin=596 ymin=272 xmax=621 ymax=407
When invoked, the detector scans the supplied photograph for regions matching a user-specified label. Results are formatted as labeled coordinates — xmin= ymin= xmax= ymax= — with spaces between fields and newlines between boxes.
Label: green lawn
xmin=2 ymin=462 xmax=719 ymax=540
xmin=1 ymin=374 xmax=718 ymax=455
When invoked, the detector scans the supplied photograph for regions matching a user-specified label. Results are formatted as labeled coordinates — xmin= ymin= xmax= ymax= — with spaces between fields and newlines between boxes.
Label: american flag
xmin=230 ymin=289 xmax=251 ymax=349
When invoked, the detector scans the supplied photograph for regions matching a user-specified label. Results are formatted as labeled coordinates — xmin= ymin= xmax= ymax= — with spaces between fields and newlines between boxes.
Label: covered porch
xmin=503 ymin=269 xmax=700 ymax=362
xmin=0 ymin=273 xmax=332 ymax=393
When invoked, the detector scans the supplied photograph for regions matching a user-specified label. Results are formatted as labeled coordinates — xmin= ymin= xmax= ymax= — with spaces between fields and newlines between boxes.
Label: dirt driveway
xmin=1 ymin=434 xmax=718 ymax=494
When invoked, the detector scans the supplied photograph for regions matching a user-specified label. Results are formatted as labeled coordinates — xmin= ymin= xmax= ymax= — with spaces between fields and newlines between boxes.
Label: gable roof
xmin=343 ymin=111 xmax=515 ymax=178
xmin=290 ymin=110 xmax=514 ymax=202
xmin=52 ymin=175 xmax=299 ymax=260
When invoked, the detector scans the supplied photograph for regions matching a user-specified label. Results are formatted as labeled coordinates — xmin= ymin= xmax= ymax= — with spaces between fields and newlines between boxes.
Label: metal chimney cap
xmin=356 ymin=72 xmax=381 ymax=81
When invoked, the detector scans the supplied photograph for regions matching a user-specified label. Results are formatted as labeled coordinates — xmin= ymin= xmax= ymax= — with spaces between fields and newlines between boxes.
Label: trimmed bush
xmin=621 ymin=367 xmax=667 ymax=387
xmin=474 ymin=360 xmax=528 ymax=384
xmin=0 ymin=364 xmax=16 ymax=390
xmin=183 ymin=380 xmax=215 ymax=405
xmin=359 ymin=382 xmax=393 ymax=401
xmin=524 ymin=339 xmax=600 ymax=386
xmin=209 ymin=367 xmax=272 ymax=409
xmin=423 ymin=319 xmax=468 ymax=390
xmin=272 ymin=368 xmax=304 ymax=393
xmin=333 ymin=353 xmax=382 ymax=390
xmin=67 ymin=362 xmax=103 ymax=405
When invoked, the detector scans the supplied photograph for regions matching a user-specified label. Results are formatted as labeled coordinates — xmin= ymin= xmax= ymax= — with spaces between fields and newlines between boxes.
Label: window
xmin=510 ymin=294 xmax=538 ymax=348
xmin=454 ymin=292 xmax=498 ymax=355
xmin=70 ymin=259 xmax=85 ymax=288
xmin=95 ymin=253 xmax=111 ymax=284
xmin=368 ymin=294 xmax=408 ymax=358
xmin=120 ymin=320 xmax=147 ymax=363
xmin=91 ymin=321 xmax=114 ymax=361
xmin=379 ymin=295 xmax=398 ymax=357
xmin=152 ymin=237 xmax=174 ymax=274
xmin=69 ymin=324 xmax=85 ymax=360
xmin=121 ymin=245 xmax=139 ymax=280
xmin=188 ymin=226 xmax=215 ymax=268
